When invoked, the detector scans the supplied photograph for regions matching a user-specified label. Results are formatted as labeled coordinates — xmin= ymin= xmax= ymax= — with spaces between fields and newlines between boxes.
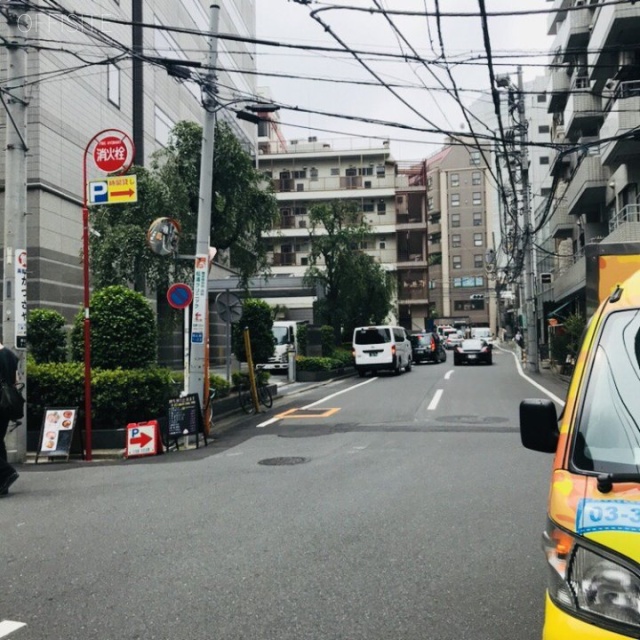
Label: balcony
xmin=547 ymin=0 xmax=573 ymax=35
xmin=271 ymin=175 xmax=396 ymax=193
xmin=565 ymin=154 xmax=607 ymax=216
xmin=548 ymin=67 xmax=571 ymax=113
xmin=608 ymin=204 xmax=640 ymax=234
xmin=564 ymin=81 xmax=603 ymax=138
xmin=553 ymin=3 xmax=592 ymax=50
xmin=272 ymin=252 xmax=297 ymax=267
xmin=600 ymin=81 xmax=640 ymax=167
xmin=589 ymin=3 xmax=640 ymax=88
xmin=549 ymin=197 xmax=574 ymax=239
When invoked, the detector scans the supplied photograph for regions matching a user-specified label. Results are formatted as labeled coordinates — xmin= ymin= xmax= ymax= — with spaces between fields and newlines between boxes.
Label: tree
xmin=231 ymin=299 xmax=275 ymax=364
xmin=70 ymin=285 xmax=158 ymax=369
xmin=89 ymin=121 xmax=279 ymax=290
xmin=27 ymin=309 xmax=67 ymax=363
xmin=304 ymin=201 xmax=395 ymax=341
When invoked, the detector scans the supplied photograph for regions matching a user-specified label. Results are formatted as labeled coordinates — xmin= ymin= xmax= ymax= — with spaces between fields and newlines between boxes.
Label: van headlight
xmin=543 ymin=520 xmax=640 ymax=633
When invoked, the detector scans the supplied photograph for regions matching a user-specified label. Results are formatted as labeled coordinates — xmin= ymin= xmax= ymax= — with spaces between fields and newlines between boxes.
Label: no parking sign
xmin=125 ymin=421 xmax=161 ymax=459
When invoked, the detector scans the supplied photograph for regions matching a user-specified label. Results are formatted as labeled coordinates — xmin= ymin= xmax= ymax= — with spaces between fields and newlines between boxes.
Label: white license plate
xmin=467 ymin=354 xmax=476 ymax=360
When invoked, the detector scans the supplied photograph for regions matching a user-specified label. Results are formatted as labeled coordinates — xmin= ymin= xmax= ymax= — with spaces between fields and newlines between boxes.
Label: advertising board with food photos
xmin=35 ymin=408 xmax=79 ymax=463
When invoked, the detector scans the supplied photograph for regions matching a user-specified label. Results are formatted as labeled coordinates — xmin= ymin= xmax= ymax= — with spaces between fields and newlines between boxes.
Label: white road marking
xmin=499 ymin=347 xmax=566 ymax=407
xmin=0 ymin=620 xmax=26 ymax=639
xmin=303 ymin=377 xmax=377 ymax=409
xmin=257 ymin=417 xmax=280 ymax=429
xmin=428 ymin=389 xmax=444 ymax=411
xmin=444 ymin=369 xmax=454 ymax=380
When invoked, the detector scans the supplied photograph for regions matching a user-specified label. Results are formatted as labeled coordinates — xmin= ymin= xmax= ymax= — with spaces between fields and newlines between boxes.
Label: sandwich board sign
xmin=125 ymin=421 xmax=161 ymax=459
xmin=35 ymin=408 xmax=79 ymax=463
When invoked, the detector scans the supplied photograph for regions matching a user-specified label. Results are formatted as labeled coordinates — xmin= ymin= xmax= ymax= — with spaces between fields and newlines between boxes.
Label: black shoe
xmin=0 ymin=471 xmax=19 ymax=495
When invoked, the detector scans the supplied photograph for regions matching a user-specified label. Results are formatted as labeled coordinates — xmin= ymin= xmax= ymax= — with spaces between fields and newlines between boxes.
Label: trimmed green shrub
xmin=296 ymin=356 xmax=344 ymax=372
xmin=320 ymin=325 xmax=335 ymax=356
xmin=27 ymin=308 xmax=67 ymax=363
xmin=70 ymin=285 xmax=158 ymax=369
xmin=296 ymin=323 xmax=308 ymax=356
xmin=167 ymin=371 xmax=231 ymax=399
xmin=231 ymin=299 xmax=275 ymax=364
xmin=26 ymin=362 xmax=176 ymax=431
xmin=331 ymin=348 xmax=355 ymax=367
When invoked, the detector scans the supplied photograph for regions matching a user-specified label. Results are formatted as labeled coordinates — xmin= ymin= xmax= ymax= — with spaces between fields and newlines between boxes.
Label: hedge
xmin=296 ymin=356 xmax=349 ymax=372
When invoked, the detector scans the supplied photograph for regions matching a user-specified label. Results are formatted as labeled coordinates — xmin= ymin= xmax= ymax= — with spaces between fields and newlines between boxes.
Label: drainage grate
xmin=258 ymin=456 xmax=309 ymax=466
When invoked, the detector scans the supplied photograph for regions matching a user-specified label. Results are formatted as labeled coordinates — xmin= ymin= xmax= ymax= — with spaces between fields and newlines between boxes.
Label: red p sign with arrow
xmin=125 ymin=421 xmax=161 ymax=458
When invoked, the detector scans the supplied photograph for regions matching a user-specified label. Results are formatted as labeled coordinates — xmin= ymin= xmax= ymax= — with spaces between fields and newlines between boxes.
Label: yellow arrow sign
xmin=88 ymin=175 xmax=138 ymax=205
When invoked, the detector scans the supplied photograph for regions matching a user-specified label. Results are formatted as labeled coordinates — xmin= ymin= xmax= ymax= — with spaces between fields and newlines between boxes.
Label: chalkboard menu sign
xmin=35 ymin=407 xmax=79 ymax=463
xmin=167 ymin=394 xmax=206 ymax=448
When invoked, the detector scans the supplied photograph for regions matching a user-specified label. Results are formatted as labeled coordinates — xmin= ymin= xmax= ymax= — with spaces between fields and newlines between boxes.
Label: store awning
xmin=547 ymin=299 xmax=573 ymax=318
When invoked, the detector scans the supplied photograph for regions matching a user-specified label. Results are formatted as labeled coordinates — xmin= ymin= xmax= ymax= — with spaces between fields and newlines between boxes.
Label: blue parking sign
xmin=88 ymin=181 xmax=108 ymax=204
xmin=191 ymin=332 xmax=203 ymax=343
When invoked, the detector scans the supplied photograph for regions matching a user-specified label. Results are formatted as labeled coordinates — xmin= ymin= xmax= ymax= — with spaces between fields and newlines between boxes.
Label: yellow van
xmin=520 ymin=273 xmax=640 ymax=639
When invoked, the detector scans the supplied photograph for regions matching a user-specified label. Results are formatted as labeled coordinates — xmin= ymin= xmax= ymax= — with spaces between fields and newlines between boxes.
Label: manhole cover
xmin=258 ymin=457 xmax=308 ymax=466
xmin=435 ymin=415 xmax=509 ymax=425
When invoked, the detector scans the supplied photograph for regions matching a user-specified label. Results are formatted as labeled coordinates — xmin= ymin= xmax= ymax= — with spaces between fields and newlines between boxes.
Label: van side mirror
xmin=519 ymin=399 xmax=559 ymax=453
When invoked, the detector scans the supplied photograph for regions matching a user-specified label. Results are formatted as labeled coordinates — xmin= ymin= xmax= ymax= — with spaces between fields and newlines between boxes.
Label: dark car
xmin=409 ymin=332 xmax=447 ymax=364
xmin=453 ymin=339 xmax=492 ymax=365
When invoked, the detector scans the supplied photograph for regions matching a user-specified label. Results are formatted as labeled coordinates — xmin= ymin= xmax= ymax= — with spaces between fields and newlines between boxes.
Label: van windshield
xmin=273 ymin=327 xmax=290 ymax=345
xmin=355 ymin=328 xmax=391 ymax=345
xmin=572 ymin=309 xmax=640 ymax=475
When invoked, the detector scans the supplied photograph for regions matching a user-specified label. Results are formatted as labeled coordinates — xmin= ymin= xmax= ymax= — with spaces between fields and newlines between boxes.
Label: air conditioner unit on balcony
xmin=298 ymin=219 xmax=306 ymax=228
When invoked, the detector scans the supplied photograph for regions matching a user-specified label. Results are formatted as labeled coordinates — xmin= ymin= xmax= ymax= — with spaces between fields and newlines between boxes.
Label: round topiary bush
xmin=70 ymin=285 xmax=158 ymax=369
xmin=27 ymin=308 xmax=68 ymax=363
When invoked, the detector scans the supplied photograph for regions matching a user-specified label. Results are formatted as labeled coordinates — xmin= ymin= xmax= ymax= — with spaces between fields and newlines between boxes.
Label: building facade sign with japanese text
xmin=15 ymin=249 xmax=27 ymax=350
xmin=191 ymin=254 xmax=208 ymax=344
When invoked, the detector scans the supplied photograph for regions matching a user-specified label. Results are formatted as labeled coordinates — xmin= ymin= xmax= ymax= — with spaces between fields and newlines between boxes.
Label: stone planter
xmin=296 ymin=367 xmax=352 ymax=382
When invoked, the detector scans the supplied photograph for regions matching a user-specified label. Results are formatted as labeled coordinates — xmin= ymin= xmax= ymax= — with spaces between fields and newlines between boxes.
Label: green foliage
xmin=320 ymin=325 xmax=336 ymax=356
xmin=27 ymin=308 xmax=67 ymax=363
xmin=331 ymin=347 xmax=355 ymax=367
xmin=232 ymin=370 xmax=270 ymax=389
xmin=70 ymin=285 xmax=157 ymax=369
xmin=296 ymin=323 xmax=308 ymax=356
xmin=295 ymin=356 xmax=345 ymax=372
xmin=304 ymin=200 xmax=394 ymax=340
xmin=26 ymin=362 xmax=175 ymax=430
xmin=231 ymin=299 xmax=275 ymax=364
xmin=564 ymin=312 xmax=587 ymax=354
xmin=168 ymin=371 xmax=231 ymax=399
xmin=549 ymin=332 xmax=571 ymax=365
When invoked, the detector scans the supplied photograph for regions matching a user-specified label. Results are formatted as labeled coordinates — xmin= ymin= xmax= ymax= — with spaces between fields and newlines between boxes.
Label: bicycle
xmin=238 ymin=375 xmax=273 ymax=414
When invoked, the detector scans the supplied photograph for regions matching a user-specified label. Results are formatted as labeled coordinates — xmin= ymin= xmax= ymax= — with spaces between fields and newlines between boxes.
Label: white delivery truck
xmin=260 ymin=320 xmax=299 ymax=372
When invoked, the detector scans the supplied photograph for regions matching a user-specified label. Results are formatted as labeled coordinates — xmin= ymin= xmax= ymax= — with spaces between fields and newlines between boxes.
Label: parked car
xmin=409 ymin=332 xmax=446 ymax=364
xmin=444 ymin=331 xmax=464 ymax=350
xmin=352 ymin=325 xmax=412 ymax=377
xmin=453 ymin=339 xmax=492 ymax=365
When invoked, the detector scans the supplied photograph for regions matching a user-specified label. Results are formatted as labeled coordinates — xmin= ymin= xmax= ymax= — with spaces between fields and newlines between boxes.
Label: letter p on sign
xmin=88 ymin=181 xmax=108 ymax=205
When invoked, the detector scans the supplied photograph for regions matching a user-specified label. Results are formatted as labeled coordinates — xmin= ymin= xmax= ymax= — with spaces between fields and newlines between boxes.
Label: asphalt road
xmin=1 ymin=346 xmax=567 ymax=640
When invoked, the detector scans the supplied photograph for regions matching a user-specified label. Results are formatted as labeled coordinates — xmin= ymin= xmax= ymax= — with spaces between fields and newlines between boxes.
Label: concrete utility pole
xmin=516 ymin=66 xmax=538 ymax=373
xmin=188 ymin=4 xmax=220 ymax=406
xmin=2 ymin=2 xmax=29 ymax=462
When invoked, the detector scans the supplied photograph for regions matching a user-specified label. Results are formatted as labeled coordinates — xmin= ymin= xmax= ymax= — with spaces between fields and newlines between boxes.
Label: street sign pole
xmin=82 ymin=129 xmax=134 ymax=462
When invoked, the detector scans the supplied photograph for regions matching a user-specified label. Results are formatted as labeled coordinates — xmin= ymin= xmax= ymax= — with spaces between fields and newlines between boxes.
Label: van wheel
xmin=394 ymin=362 xmax=401 ymax=375
xmin=406 ymin=359 xmax=412 ymax=372
xmin=357 ymin=368 xmax=366 ymax=378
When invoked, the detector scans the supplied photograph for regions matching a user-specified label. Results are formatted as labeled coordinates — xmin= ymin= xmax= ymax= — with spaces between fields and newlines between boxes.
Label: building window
xmin=472 ymin=171 xmax=481 ymax=185
xmin=472 ymin=192 xmax=482 ymax=206
xmin=539 ymin=125 xmax=550 ymax=134
xmin=452 ymin=234 xmax=461 ymax=248
xmin=377 ymin=200 xmax=386 ymax=214
xmin=451 ymin=194 xmax=460 ymax=207
xmin=310 ymin=168 xmax=318 ymax=181
xmin=108 ymin=63 xmax=120 ymax=108
xmin=376 ymin=164 xmax=385 ymax=177
xmin=293 ymin=169 xmax=307 ymax=179
xmin=331 ymin=168 xmax=339 ymax=176
xmin=470 ymin=151 xmax=481 ymax=166
xmin=541 ymin=187 xmax=551 ymax=197
xmin=473 ymin=212 xmax=482 ymax=227
xmin=428 ymin=197 xmax=434 ymax=210
xmin=453 ymin=276 xmax=485 ymax=288
xmin=540 ymin=156 xmax=550 ymax=165
xmin=474 ymin=233 xmax=483 ymax=247
xmin=427 ymin=176 xmax=433 ymax=190
xmin=154 ymin=106 xmax=175 ymax=146
xmin=452 ymin=256 xmax=462 ymax=270
xmin=537 ymin=92 xmax=547 ymax=103
xmin=380 ymin=240 xmax=386 ymax=249
xmin=450 ymin=173 xmax=459 ymax=187
xmin=451 ymin=213 xmax=460 ymax=228
xmin=359 ymin=166 xmax=373 ymax=176
xmin=474 ymin=254 xmax=483 ymax=268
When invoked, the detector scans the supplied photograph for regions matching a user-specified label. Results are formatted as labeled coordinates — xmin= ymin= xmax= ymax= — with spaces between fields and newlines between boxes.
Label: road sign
xmin=93 ymin=135 xmax=130 ymax=173
xmin=215 ymin=291 xmax=242 ymax=323
xmin=125 ymin=421 xmax=160 ymax=459
xmin=88 ymin=175 xmax=137 ymax=205
xmin=167 ymin=283 xmax=193 ymax=310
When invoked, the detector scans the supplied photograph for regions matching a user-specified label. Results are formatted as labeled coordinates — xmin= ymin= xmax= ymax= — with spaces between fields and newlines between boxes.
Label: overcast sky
xmin=255 ymin=0 xmax=552 ymax=162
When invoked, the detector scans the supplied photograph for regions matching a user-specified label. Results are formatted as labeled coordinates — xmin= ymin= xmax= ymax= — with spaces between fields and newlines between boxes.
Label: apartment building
xmin=257 ymin=134 xmax=430 ymax=331
xmin=425 ymin=140 xmax=495 ymax=331
xmin=0 ymin=0 xmax=257 ymax=321
xmin=542 ymin=0 xmax=640 ymax=322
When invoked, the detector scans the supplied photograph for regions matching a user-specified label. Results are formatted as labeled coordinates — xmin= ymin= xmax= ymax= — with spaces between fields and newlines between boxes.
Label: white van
xmin=352 ymin=325 xmax=413 ymax=377
xmin=470 ymin=327 xmax=494 ymax=345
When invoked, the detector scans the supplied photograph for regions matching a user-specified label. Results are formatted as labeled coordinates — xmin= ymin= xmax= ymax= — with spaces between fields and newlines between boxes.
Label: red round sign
xmin=93 ymin=135 xmax=129 ymax=173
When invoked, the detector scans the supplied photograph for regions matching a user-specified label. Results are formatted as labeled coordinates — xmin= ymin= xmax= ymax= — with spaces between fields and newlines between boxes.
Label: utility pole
xmin=188 ymin=4 xmax=220 ymax=406
xmin=2 ymin=1 xmax=29 ymax=462
xmin=517 ymin=66 xmax=538 ymax=373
